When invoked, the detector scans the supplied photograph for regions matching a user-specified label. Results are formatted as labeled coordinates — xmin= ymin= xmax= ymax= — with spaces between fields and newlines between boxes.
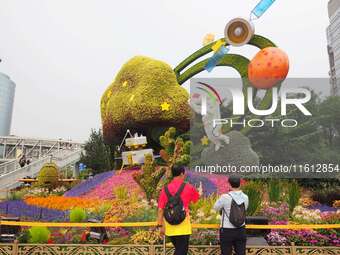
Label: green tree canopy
xmin=80 ymin=129 xmax=114 ymax=174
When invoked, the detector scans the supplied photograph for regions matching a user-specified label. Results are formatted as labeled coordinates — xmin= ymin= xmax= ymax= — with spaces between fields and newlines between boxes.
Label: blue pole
xmin=252 ymin=0 xmax=276 ymax=19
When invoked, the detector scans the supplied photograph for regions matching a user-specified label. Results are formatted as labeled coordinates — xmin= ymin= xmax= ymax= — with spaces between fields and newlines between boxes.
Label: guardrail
xmin=0 ymin=150 xmax=82 ymax=198
xmin=0 ymin=159 xmax=19 ymax=176
xmin=0 ymin=221 xmax=340 ymax=255
xmin=0 ymin=221 xmax=339 ymax=229
xmin=0 ymin=221 xmax=339 ymax=254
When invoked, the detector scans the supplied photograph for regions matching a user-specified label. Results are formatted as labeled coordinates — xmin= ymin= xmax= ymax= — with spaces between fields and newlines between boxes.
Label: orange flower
xmin=24 ymin=196 xmax=113 ymax=211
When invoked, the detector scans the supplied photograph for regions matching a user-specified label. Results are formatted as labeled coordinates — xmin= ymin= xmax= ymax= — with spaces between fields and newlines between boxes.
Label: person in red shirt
xmin=157 ymin=165 xmax=200 ymax=255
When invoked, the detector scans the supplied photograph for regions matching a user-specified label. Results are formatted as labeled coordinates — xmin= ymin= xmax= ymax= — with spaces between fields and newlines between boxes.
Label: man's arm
xmin=244 ymin=195 xmax=249 ymax=210
xmin=191 ymin=185 xmax=200 ymax=203
xmin=213 ymin=195 xmax=227 ymax=212
xmin=157 ymin=208 xmax=164 ymax=226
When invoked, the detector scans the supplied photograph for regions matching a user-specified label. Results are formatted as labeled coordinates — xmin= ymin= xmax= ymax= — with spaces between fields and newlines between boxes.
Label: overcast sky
xmin=0 ymin=0 xmax=332 ymax=142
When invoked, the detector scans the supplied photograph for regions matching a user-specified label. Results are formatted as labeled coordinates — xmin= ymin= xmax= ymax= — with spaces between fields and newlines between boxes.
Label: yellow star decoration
xmin=129 ymin=94 xmax=135 ymax=102
xmin=211 ymin=40 xmax=225 ymax=52
xmin=160 ymin=102 xmax=171 ymax=111
xmin=201 ymin=136 xmax=209 ymax=146
xmin=107 ymin=90 xmax=112 ymax=98
xmin=122 ymin=81 xmax=128 ymax=87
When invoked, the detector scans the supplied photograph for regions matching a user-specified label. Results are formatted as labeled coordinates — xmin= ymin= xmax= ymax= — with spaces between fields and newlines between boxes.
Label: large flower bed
xmin=84 ymin=170 xmax=140 ymax=199
xmin=265 ymin=203 xmax=340 ymax=247
xmin=0 ymin=169 xmax=338 ymax=247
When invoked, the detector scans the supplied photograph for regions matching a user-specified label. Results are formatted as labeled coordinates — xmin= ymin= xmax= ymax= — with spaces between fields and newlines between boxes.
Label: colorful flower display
xmin=64 ymin=171 xmax=115 ymax=197
xmin=267 ymin=229 xmax=339 ymax=247
xmin=0 ymin=169 xmax=338 ymax=247
xmin=85 ymin=170 xmax=141 ymax=199
xmin=262 ymin=202 xmax=289 ymax=223
xmin=292 ymin=206 xmax=340 ymax=224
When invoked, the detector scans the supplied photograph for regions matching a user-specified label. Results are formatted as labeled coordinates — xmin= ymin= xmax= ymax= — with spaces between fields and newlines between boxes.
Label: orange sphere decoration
xmin=248 ymin=47 xmax=289 ymax=89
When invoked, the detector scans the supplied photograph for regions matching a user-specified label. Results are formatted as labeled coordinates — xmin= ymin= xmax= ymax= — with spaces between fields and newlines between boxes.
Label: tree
xmin=249 ymin=90 xmax=323 ymax=165
xmin=318 ymin=96 xmax=340 ymax=147
xmin=80 ymin=129 xmax=114 ymax=174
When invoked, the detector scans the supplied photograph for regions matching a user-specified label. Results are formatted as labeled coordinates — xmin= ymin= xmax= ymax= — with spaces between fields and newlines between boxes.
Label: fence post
xmin=163 ymin=236 xmax=166 ymax=255
xmin=12 ymin=240 xmax=18 ymax=255
xmin=150 ymin=245 xmax=155 ymax=255
xmin=291 ymin=242 xmax=296 ymax=255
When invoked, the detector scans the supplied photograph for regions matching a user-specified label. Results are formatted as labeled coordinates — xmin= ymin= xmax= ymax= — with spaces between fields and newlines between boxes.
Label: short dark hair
xmin=171 ymin=165 xmax=185 ymax=177
xmin=229 ymin=175 xmax=241 ymax=188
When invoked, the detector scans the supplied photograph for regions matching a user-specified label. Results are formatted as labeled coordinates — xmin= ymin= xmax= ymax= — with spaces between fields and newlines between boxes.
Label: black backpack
xmin=164 ymin=182 xmax=186 ymax=225
xmin=222 ymin=193 xmax=246 ymax=228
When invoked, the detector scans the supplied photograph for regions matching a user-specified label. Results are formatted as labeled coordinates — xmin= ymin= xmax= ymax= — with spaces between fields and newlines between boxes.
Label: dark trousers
xmin=220 ymin=228 xmax=246 ymax=255
xmin=169 ymin=235 xmax=190 ymax=255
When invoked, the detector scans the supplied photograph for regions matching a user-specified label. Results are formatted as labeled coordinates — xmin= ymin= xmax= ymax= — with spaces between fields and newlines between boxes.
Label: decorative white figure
xmin=191 ymin=83 xmax=230 ymax=151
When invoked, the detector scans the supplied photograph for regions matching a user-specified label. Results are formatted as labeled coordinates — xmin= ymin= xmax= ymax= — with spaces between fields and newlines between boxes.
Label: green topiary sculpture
xmin=132 ymin=154 xmax=166 ymax=202
xmin=37 ymin=162 xmax=60 ymax=189
xmin=159 ymin=127 xmax=192 ymax=177
xmin=101 ymin=56 xmax=191 ymax=145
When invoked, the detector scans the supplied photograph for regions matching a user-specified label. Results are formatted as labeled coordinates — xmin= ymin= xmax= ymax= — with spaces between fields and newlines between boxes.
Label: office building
xmin=327 ymin=0 xmax=340 ymax=95
xmin=0 ymin=72 xmax=16 ymax=136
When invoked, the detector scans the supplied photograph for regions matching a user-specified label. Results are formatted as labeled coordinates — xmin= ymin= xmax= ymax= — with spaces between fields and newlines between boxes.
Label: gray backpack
xmin=222 ymin=193 xmax=246 ymax=228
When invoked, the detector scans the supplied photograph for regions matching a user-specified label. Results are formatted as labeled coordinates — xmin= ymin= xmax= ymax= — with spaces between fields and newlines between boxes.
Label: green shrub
xmin=88 ymin=203 xmax=112 ymax=221
xmin=37 ymin=162 xmax=59 ymax=189
xmin=18 ymin=229 xmax=30 ymax=243
xmin=268 ymin=179 xmax=281 ymax=203
xmin=8 ymin=190 xmax=26 ymax=200
xmin=113 ymin=185 xmax=129 ymax=200
xmin=243 ymin=181 xmax=263 ymax=216
xmin=287 ymin=181 xmax=301 ymax=213
xmin=124 ymin=207 xmax=158 ymax=234
xmin=79 ymin=169 xmax=93 ymax=180
xmin=70 ymin=207 xmax=87 ymax=223
xmin=28 ymin=227 xmax=50 ymax=244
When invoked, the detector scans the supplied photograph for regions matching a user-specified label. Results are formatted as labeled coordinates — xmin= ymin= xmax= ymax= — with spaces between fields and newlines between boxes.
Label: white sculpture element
xmin=191 ymin=91 xmax=230 ymax=151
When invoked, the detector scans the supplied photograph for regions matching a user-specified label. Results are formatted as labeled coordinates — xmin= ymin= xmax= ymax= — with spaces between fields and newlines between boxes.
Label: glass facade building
xmin=0 ymin=72 xmax=16 ymax=136
xmin=327 ymin=0 xmax=340 ymax=96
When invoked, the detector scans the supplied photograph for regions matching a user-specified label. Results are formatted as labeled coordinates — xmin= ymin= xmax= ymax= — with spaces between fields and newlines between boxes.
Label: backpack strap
xmin=175 ymin=182 xmax=186 ymax=198
xmin=220 ymin=193 xmax=231 ymax=229
xmin=164 ymin=182 xmax=186 ymax=199
xmin=164 ymin=185 xmax=172 ymax=199
xmin=225 ymin=193 xmax=233 ymax=218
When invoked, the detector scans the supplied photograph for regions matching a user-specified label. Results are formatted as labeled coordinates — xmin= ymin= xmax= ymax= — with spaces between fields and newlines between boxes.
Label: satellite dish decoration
xmin=205 ymin=0 xmax=277 ymax=72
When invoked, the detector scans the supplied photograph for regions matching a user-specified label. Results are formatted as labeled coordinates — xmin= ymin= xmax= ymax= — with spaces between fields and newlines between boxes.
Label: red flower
xmin=81 ymin=231 xmax=89 ymax=242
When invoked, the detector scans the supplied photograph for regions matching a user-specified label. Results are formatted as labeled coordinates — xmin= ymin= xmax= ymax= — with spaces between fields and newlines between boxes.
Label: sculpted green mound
xmin=101 ymin=56 xmax=190 ymax=145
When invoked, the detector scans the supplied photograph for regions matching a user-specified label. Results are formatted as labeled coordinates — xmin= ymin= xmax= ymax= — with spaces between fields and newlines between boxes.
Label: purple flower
xmin=0 ymin=200 xmax=67 ymax=222
xmin=186 ymin=171 xmax=217 ymax=196
xmin=64 ymin=170 xmax=115 ymax=197
xmin=308 ymin=204 xmax=337 ymax=212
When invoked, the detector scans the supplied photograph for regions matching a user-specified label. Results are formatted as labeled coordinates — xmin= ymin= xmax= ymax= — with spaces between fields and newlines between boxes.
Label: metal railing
xmin=0 ymin=149 xmax=83 ymax=198
xmin=0 ymin=136 xmax=83 ymax=160
xmin=0 ymin=241 xmax=338 ymax=255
